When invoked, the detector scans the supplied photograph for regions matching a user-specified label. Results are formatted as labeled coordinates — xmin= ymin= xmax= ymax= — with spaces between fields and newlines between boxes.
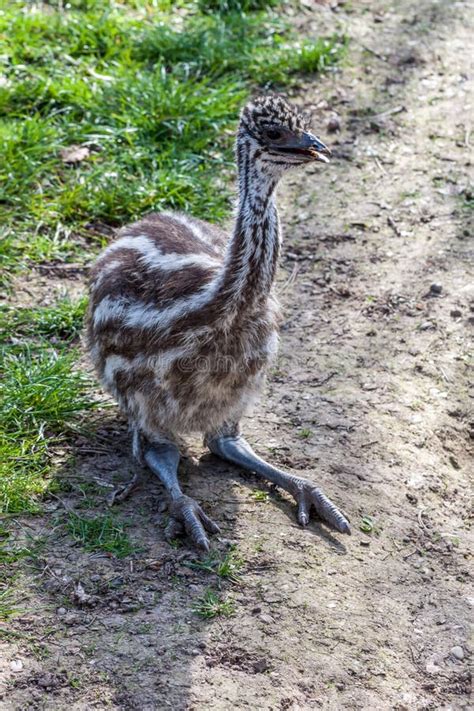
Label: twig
xmin=387 ymin=216 xmax=402 ymax=237
xmin=357 ymin=41 xmax=389 ymax=63
xmin=280 ymin=263 xmax=299 ymax=293
xmin=464 ymin=124 xmax=472 ymax=148
xmin=314 ymin=372 xmax=337 ymax=387
xmin=374 ymin=157 xmax=387 ymax=174
xmin=352 ymin=105 xmax=405 ymax=122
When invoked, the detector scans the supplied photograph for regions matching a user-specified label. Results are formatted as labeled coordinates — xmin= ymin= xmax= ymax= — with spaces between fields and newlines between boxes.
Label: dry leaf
xmin=60 ymin=145 xmax=90 ymax=164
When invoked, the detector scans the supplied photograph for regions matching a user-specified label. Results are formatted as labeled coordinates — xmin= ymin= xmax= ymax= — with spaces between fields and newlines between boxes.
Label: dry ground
xmin=1 ymin=0 xmax=472 ymax=709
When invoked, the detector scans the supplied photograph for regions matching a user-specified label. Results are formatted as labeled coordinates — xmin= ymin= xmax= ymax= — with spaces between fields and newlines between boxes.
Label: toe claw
xmin=297 ymin=494 xmax=310 ymax=527
xmin=168 ymin=495 xmax=218 ymax=551
xmin=311 ymin=488 xmax=351 ymax=534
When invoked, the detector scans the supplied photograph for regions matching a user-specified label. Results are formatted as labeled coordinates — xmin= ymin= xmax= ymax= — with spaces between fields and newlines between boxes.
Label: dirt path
xmin=1 ymin=1 xmax=472 ymax=709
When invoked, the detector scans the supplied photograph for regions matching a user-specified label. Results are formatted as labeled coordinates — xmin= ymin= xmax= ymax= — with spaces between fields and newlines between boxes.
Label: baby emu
xmin=87 ymin=95 xmax=350 ymax=551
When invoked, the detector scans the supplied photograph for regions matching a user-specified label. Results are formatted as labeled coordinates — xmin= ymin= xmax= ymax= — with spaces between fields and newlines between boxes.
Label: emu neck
xmin=218 ymin=152 xmax=280 ymax=315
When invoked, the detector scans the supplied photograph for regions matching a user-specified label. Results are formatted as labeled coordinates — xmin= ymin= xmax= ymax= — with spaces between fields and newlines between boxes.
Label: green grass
xmin=185 ymin=546 xmax=244 ymax=582
xmin=250 ymin=489 xmax=269 ymax=502
xmin=192 ymin=588 xmax=235 ymax=618
xmin=0 ymin=296 xmax=88 ymax=344
xmin=66 ymin=512 xmax=136 ymax=557
xmin=0 ymin=347 xmax=97 ymax=513
xmin=1 ymin=0 xmax=345 ymax=276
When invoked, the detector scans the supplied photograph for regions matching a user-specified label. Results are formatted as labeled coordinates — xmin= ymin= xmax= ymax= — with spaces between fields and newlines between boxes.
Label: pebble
xmin=450 ymin=646 xmax=464 ymax=660
xmin=450 ymin=309 xmax=462 ymax=318
xmin=259 ymin=613 xmax=274 ymax=624
xmin=253 ymin=658 xmax=269 ymax=673
xmin=10 ymin=660 xmax=23 ymax=672
xmin=57 ymin=607 xmax=67 ymax=616
xmin=429 ymin=283 xmax=443 ymax=295
xmin=327 ymin=115 xmax=341 ymax=133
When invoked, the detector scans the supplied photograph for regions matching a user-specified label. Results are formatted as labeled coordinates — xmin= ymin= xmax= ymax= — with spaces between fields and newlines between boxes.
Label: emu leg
xmin=206 ymin=430 xmax=350 ymax=535
xmin=144 ymin=444 xmax=220 ymax=552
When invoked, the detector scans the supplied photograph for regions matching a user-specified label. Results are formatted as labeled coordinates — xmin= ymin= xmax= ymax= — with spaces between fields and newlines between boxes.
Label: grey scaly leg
xmin=144 ymin=443 xmax=220 ymax=552
xmin=205 ymin=425 xmax=350 ymax=535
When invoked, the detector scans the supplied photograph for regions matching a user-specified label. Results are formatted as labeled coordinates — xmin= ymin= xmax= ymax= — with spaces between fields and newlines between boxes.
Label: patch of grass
xmin=185 ymin=546 xmax=244 ymax=582
xmin=1 ymin=0 xmax=345 ymax=275
xmin=298 ymin=428 xmax=312 ymax=439
xmin=0 ymin=587 xmax=18 ymax=621
xmin=250 ymin=489 xmax=269 ymax=502
xmin=192 ymin=588 xmax=235 ymax=618
xmin=66 ymin=512 xmax=136 ymax=558
xmin=360 ymin=515 xmax=378 ymax=534
xmin=0 ymin=347 xmax=97 ymax=513
xmin=0 ymin=296 xmax=88 ymax=345
xmin=199 ymin=0 xmax=281 ymax=12
xmin=1 ymin=348 xmax=95 ymax=436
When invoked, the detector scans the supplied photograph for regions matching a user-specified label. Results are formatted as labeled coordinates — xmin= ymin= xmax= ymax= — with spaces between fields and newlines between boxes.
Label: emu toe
xmin=166 ymin=495 xmax=220 ymax=552
xmin=291 ymin=480 xmax=351 ymax=534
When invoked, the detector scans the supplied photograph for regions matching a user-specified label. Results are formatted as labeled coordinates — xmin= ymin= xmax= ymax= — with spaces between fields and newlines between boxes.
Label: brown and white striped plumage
xmin=87 ymin=95 xmax=328 ymax=446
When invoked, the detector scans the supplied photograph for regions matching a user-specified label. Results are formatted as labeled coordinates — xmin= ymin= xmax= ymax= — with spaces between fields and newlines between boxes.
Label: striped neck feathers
xmin=217 ymin=141 xmax=281 ymax=314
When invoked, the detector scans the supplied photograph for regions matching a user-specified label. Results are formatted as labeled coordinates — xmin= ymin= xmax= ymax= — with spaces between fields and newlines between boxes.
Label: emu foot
xmin=284 ymin=477 xmax=351 ymax=534
xmin=166 ymin=495 xmax=220 ymax=552
xmin=207 ymin=432 xmax=350 ymax=536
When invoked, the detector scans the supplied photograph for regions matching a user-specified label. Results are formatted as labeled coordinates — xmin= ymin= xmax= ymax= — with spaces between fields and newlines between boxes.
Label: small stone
xmin=57 ymin=607 xmax=67 ymax=616
xmin=449 ymin=455 xmax=461 ymax=470
xmin=450 ymin=309 xmax=462 ymax=318
xmin=10 ymin=659 xmax=23 ymax=672
xmin=259 ymin=613 xmax=274 ymax=624
xmin=251 ymin=606 xmax=262 ymax=615
xmin=429 ymin=283 xmax=443 ymax=295
xmin=360 ymin=540 xmax=370 ymax=547
xmin=327 ymin=115 xmax=341 ymax=133
xmin=450 ymin=646 xmax=464 ymax=660
xmin=253 ymin=658 xmax=269 ymax=673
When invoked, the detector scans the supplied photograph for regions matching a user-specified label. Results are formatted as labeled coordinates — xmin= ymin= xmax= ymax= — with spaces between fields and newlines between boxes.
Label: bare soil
xmin=1 ymin=1 xmax=472 ymax=709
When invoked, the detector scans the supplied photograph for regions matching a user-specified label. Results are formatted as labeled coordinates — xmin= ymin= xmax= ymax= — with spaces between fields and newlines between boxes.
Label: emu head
xmin=237 ymin=94 xmax=331 ymax=180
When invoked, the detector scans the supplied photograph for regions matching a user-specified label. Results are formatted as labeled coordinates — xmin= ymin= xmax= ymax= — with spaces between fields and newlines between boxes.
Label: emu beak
xmin=305 ymin=133 xmax=331 ymax=163
xmin=274 ymin=132 xmax=332 ymax=162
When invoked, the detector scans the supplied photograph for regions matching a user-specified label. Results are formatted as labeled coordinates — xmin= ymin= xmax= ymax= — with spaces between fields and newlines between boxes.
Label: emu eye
xmin=265 ymin=129 xmax=283 ymax=141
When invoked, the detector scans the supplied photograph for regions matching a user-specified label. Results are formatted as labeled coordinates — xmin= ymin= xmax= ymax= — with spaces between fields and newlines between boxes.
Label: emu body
xmin=87 ymin=95 xmax=350 ymax=550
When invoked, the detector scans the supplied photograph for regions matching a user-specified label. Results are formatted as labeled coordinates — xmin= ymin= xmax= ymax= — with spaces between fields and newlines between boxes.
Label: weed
xmin=360 ymin=515 xmax=377 ymax=534
xmin=298 ymin=428 xmax=312 ymax=439
xmin=193 ymin=589 xmax=235 ymax=618
xmin=251 ymin=489 xmax=269 ymax=502
xmin=185 ymin=546 xmax=244 ymax=582
xmin=66 ymin=512 xmax=136 ymax=557
xmin=0 ymin=587 xmax=18 ymax=621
